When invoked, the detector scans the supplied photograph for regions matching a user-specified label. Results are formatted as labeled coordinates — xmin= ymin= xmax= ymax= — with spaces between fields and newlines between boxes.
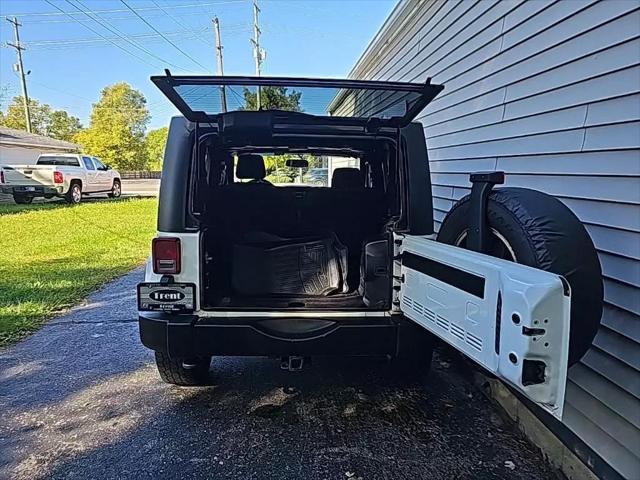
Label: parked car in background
xmin=0 ymin=153 xmax=121 ymax=204
xmin=303 ymin=167 xmax=329 ymax=186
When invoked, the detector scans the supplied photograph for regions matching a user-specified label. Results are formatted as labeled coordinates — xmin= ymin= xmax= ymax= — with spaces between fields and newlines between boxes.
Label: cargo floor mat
xmin=231 ymin=232 xmax=348 ymax=296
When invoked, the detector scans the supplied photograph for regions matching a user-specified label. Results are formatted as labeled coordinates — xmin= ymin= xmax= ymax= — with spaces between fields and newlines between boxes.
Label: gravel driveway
xmin=0 ymin=269 xmax=556 ymax=480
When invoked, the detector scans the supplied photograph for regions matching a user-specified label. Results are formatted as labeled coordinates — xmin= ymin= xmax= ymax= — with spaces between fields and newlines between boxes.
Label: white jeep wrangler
xmin=138 ymin=75 xmax=602 ymax=420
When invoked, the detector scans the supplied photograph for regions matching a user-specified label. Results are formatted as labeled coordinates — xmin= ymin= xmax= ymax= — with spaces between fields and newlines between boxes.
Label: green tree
xmin=48 ymin=110 xmax=83 ymax=142
xmin=1 ymin=96 xmax=51 ymax=134
xmin=242 ymin=86 xmax=302 ymax=111
xmin=75 ymin=83 xmax=150 ymax=170
xmin=145 ymin=127 xmax=168 ymax=171
xmin=0 ymin=96 xmax=82 ymax=141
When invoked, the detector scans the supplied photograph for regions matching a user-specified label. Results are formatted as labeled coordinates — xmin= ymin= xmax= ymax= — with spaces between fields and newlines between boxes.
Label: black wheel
xmin=391 ymin=322 xmax=435 ymax=377
xmin=12 ymin=193 xmax=33 ymax=204
xmin=437 ymin=187 xmax=603 ymax=366
xmin=65 ymin=182 xmax=82 ymax=204
xmin=154 ymin=351 xmax=211 ymax=386
xmin=108 ymin=179 xmax=121 ymax=198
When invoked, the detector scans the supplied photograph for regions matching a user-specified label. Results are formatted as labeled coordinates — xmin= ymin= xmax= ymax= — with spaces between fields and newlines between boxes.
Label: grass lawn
xmin=0 ymin=198 xmax=158 ymax=346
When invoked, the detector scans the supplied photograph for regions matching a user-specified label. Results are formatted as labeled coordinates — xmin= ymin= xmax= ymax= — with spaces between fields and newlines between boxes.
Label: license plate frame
xmin=137 ymin=282 xmax=196 ymax=313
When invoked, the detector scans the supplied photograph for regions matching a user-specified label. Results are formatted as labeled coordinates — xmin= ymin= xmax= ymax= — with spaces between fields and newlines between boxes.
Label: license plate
xmin=137 ymin=283 xmax=196 ymax=312
xmin=25 ymin=187 xmax=35 ymax=192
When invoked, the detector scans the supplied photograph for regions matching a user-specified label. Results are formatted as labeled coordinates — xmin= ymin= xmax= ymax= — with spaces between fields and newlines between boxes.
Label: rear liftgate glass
xmin=150 ymin=72 xmax=443 ymax=127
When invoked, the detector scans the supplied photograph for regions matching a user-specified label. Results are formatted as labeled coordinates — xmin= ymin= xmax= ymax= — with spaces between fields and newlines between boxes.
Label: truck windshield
xmin=37 ymin=156 xmax=80 ymax=166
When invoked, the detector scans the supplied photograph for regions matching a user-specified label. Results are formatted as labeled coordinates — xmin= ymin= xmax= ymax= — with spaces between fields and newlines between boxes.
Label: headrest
xmin=236 ymin=154 xmax=266 ymax=180
xmin=331 ymin=168 xmax=362 ymax=188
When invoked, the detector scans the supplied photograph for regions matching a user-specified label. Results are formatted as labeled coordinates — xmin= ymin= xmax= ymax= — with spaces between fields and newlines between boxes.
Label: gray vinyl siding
xmin=344 ymin=1 xmax=640 ymax=478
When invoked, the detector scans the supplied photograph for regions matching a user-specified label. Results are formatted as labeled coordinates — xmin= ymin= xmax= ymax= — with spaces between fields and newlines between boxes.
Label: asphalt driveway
xmin=0 ymin=269 xmax=556 ymax=480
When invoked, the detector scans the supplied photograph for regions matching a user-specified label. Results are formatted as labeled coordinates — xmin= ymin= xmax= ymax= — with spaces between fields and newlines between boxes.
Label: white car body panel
xmin=398 ymin=235 xmax=570 ymax=420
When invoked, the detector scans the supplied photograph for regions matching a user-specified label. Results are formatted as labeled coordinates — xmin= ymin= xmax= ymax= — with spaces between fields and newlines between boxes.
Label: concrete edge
xmin=473 ymin=373 xmax=599 ymax=480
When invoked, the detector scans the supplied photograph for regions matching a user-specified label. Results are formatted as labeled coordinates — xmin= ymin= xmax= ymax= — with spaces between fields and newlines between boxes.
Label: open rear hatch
xmin=150 ymin=74 xmax=444 ymax=312
xmin=150 ymin=72 xmax=443 ymax=127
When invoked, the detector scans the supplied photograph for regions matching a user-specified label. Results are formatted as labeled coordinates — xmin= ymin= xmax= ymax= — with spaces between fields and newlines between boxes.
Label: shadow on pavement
xmin=3 ymin=352 xmax=556 ymax=480
xmin=0 ymin=269 xmax=556 ymax=480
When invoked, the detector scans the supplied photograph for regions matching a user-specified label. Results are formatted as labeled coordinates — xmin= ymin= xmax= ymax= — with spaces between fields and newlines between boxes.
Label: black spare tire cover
xmin=437 ymin=187 xmax=603 ymax=366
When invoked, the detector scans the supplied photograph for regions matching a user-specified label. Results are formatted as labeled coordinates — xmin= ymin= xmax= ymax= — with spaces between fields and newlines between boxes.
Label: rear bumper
xmin=139 ymin=312 xmax=410 ymax=358
xmin=0 ymin=185 xmax=62 ymax=196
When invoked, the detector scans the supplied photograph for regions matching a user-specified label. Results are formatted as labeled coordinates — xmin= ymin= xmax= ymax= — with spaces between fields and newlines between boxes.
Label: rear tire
xmin=65 ymin=182 xmax=82 ymax=204
xmin=108 ymin=179 xmax=121 ymax=199
xmin=437 ymin=187 xmax=603 ymax=366
xmin=154 ymin=351 xmax=211 ymax=386
xmin=12 ymin=193 xmax=33 ymax=204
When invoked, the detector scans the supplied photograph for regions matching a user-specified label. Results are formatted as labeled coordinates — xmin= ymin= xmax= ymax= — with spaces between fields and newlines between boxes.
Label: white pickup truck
xmin=0 ymin=153 xmax=121 ymax=204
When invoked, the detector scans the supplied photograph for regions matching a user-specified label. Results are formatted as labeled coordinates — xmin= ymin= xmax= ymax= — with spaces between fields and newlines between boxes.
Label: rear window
xmin=233 ymin=154 xmax=360 ymax=187
xmin=150 ymin=75 xmax=443 ymax=125
xmin=37 ymin=156 xmax=80 ymax=167
xmin=173 ymin=83 xmax=420 ymax=119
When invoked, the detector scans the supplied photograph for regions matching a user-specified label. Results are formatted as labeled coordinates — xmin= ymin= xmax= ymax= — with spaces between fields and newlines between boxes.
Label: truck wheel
xmin=108 ymin=179 xmax=121 ymax=199
xmin=437 ymin=187 xmax=603 ymax=366
xmin=12 ymin=193 xmax=33 ymax=204
xmin=154 ymin=351 xmax=211 ymax=386
xmin=65 ymin=182 xmax=82 ymax=204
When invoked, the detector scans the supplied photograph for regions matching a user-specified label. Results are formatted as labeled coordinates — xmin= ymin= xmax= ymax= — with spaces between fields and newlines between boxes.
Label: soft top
xmin=151 ymin=72 xmax=443 ymax=126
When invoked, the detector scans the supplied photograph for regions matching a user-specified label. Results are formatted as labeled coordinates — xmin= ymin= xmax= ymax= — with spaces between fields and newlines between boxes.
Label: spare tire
xmin=437 ymin=187 xmax=603 ymax=366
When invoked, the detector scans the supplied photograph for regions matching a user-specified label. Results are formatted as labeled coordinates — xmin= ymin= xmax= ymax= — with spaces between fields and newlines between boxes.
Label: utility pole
xmin=212 ymin=17 xmax=227 ymax=112
xmin=6 ymin=17 xmax=32 ymax=133
xmin=250 ymin=0 xmax=265 ymax=109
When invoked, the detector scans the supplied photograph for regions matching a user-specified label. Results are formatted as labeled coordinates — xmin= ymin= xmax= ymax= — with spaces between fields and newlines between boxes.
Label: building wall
xmin=345 ymin=1 xmax=640 ymax=477
xmin=0 ymin=145 xmax=44 ymax=165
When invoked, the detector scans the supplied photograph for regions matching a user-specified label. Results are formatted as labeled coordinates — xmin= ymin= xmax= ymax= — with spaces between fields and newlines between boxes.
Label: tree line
xmin=0 ymin=83 xmax=304 ymax=173
xmin=0 ymin=83 xmax=167 ymax=171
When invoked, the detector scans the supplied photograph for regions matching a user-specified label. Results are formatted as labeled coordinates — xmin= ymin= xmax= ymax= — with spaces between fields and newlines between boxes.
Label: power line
xmin=66 ymin=0 xmax=188 ymax=71
xmin=149 ymin=0 xmax=210 ymax=46
xmin=119 ymin=0 xmax=209 ymax=71
xmin=21 ymin=11 xmax=247 ymax=26
xmin=21 ymin=24 xmax=251 ymax=51
xmin=25 ymin=27 xmax=211 ymax=49
xmin=3 ymin=1 xmax=247 ymax=19
xmin=42 ymin=0 xmax=164 ymax=70
xmin=25 ymin=79 xmax=169 ymax=111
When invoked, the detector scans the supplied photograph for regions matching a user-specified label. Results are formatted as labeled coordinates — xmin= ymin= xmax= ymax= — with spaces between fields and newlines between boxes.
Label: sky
xmin=0 ymin=0 xmax=396 ymax=130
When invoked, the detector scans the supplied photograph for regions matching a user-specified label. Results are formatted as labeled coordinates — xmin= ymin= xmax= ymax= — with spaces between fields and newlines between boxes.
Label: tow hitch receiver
xmin=281 ymin=356 xmax=305 ymax=371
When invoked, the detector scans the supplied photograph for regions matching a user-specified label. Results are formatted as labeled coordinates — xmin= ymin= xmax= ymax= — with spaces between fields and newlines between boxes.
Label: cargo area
xmin=199 ymin=144 xmax=399 ymax=311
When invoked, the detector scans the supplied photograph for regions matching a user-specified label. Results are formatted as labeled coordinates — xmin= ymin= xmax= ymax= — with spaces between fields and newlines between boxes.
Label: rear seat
xmin=210 ymin=165 xmax=384 ymax=239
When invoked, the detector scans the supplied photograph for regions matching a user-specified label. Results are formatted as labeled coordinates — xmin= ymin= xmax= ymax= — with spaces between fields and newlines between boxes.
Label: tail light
xmin=0 ymin=169 xmax=4 ymax=184
xmin=152 ymin=237 xmax=181 ymax=274
xmin=53 ymin=171 xmax=64 ymax=184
